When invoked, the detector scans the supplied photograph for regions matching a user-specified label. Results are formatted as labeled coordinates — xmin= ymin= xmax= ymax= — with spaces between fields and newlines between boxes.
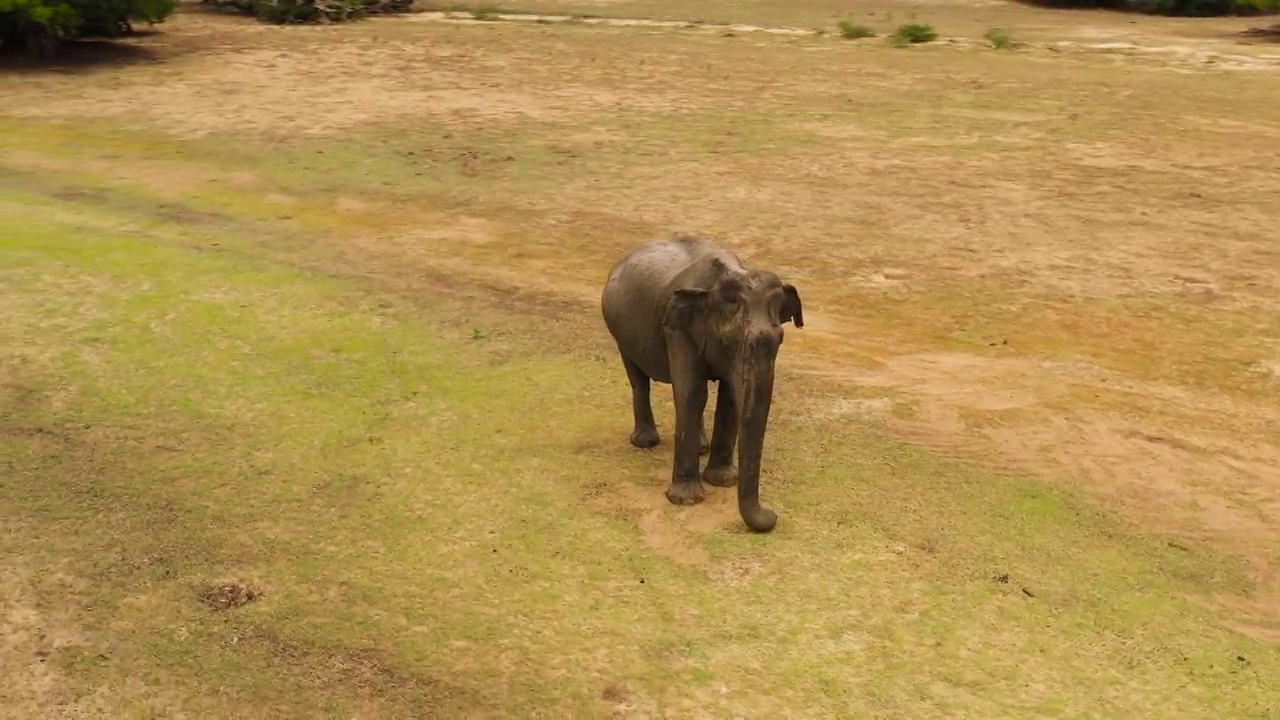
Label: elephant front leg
xmin=666 ymin=376 xmax=709 ymax=506
xmin=702 ymin=381 xmax=739 ymax=487
xmin=621 ymin=355 xmax=660 ymax=448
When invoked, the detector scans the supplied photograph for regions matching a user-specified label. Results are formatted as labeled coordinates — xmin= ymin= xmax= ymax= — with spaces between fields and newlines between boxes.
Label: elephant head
xmin=662 ymin=258 xmax=803 ymax=532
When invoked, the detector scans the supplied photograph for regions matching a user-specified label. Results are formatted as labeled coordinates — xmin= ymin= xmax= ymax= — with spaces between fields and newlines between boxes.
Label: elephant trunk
xmin=734 ymin=334 xmax=780 ymax=533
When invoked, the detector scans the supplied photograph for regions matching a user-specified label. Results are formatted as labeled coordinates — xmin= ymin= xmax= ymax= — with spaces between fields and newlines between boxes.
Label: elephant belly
xmin=628 ymin=342 xmax=673 ymax=385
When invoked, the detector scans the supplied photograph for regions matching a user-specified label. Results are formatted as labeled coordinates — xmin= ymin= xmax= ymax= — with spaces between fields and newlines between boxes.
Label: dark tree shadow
xmin=1238 ymin=22 xmax=1280 ymax=42
xmin=0 ymin=29 xmax=167 ymax=73
xmin=1009 ymin=0 xmax=1277 ymax=17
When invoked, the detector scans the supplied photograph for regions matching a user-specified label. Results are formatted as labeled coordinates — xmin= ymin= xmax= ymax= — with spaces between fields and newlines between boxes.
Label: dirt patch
xmin=2 ymin=16 xmax=723 ymax=138
xmin=588 ymin=474 xmax=739 ymax=570
xmin=792 ymin=349 xmax=1280 ymax=536
xmin=407 ymin=9 xmax=819 ymax=35
xmin=1048 ymin=39 xmax=1280 ymax=71
xmin=0 ymin=566 xmax=89 ymax=712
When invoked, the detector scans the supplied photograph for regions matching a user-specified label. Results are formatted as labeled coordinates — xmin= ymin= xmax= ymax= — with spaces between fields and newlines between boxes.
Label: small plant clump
xmin=469 ymin=3 xmax=502 ymax=20
xmin=838 ymin=20 xmax=876 ymax=39
xmin=892 ymin=22 xmax=938 ymax=45
xmin=199 ymin=583 xmax=263 ymax=612
xmin=984 ymin=27 xmax=1016 ymax=49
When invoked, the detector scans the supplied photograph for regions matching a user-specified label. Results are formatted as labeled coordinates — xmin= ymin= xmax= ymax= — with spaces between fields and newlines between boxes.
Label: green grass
xmin=3 ymin=181 xmax=1277 ymax=715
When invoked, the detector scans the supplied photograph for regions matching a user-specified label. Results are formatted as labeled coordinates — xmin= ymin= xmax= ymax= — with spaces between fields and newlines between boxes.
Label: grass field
xmin=3 ymin=1 xmax=1280 ymax=716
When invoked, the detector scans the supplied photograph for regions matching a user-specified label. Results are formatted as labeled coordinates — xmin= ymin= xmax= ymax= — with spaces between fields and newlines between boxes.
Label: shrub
xmin=837 ymin=19 xmax=875 ymax=39
xmin=200 ymin=0 xmax=413 ymax=23
xmin=892 ymin=22 xmax=938 ymax=44
xmin=984 ymin=27 xmax=1015 ymax=48
xmin=469 ymin=2 xmax=500 ymax=20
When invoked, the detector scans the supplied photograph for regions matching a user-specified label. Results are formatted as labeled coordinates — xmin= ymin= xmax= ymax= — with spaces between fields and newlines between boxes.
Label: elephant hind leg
xmin=622 ymin=355 xmax=660 ymax=448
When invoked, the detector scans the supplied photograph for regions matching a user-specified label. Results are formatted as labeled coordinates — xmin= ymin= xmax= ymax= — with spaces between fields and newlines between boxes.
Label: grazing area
xmin=3 ymin=0 xmax=1279 ymax=715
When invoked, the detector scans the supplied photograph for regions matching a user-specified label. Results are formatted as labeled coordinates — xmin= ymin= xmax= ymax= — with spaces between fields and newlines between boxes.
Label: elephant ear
xmin=663 ymin=288 xmax=709 ymax=331
xmin=780 ymin=284 xmax=804 ymax=328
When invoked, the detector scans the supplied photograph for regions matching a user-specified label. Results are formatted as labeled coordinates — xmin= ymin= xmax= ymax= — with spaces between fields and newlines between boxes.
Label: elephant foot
xmin=630 ymin=427 xmax=660 ymax=449
xmin=665 ymin=479 xmax=706 ymax=506
xmin=702 ymin=464 xmax=738 ymax=488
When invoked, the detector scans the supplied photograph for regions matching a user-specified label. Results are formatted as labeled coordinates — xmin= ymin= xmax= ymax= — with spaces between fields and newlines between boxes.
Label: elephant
xmin=600 ymin=236 xmax=804 ymax=533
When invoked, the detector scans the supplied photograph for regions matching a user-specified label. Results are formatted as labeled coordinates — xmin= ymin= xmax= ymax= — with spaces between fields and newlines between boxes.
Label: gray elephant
xmin=600 ymin=236 xmax=804 ymax=533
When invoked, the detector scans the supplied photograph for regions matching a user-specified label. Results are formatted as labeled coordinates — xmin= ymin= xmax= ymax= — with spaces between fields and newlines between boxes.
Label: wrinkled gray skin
xmin=601 ymin=236 xmax=804 ymax=533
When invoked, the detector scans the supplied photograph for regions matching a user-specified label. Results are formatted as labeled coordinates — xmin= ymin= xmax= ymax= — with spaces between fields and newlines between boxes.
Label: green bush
xmin=1 ymin=0 xmax=177 ymax=50
xmin=984 ymin=27 xmax=1015 ymax=48
xmin=892 ymin=22 xmax=938 ymax=44
xmin=837 ymin=19 xmax=875 ymax=39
